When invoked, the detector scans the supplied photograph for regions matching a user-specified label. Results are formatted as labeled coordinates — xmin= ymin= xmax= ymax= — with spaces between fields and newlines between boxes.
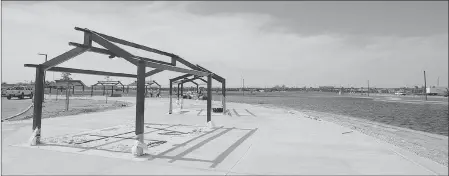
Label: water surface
xmin=213 ymin=91 xmax=448 ymax=136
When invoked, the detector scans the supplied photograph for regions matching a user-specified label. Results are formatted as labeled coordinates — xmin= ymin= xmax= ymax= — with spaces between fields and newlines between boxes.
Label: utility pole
xmin=437 ymin=76 xmax=439 ymax=87
xmin=243 ymin=78 xmax=245 ymax=96
xmin=367 ymin=80 xmax=370 ymax=97
xmin=424 ymin=71 xmax=427 ymax=101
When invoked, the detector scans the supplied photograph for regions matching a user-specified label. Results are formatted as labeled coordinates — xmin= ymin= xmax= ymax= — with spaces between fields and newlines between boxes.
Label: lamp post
xmin=38 ymin=53 xmax=47 ymax=102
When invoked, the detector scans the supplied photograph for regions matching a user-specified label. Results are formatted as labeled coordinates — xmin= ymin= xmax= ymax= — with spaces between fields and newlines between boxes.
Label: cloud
xmin=2 ymin=2 xmax=447 ymax=88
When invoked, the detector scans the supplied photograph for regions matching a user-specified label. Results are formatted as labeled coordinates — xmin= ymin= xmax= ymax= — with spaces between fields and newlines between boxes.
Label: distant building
xmin=426 ymin=87 xmax=448 ymax=95
xmin=319 ymin=86 xmax=334 ymax=92
xmin=377 ymin=89 xmax=389 ymax=93
xmin=51 ymin=80 xmax=87 ymax=89
xmin=1 ymin=83 xmax=16 ymax=89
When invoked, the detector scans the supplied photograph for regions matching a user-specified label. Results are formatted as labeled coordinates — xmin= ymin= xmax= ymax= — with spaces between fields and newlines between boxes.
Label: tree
xmin=61 ymin=72 xmax=72 ymax=80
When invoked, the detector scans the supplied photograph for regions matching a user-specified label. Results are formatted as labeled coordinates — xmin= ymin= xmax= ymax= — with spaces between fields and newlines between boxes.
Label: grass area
xmin=4 ymin=99 xmax=133 ymax=121
xmin=1 ymin=97 xmax=33 ymax=118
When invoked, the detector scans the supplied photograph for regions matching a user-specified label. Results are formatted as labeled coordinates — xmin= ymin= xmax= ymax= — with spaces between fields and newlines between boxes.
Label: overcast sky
xmin=1 ymin=1 xmax=448 ymax=88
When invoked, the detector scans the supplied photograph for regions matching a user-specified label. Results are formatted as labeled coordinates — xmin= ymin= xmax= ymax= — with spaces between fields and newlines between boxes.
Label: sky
xmin=1 ymin=1 xmax=448 ymax=88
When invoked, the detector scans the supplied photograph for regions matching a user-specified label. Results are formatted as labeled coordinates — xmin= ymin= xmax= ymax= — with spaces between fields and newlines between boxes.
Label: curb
xmin=2 ymin=103 xmax=34 ymax=121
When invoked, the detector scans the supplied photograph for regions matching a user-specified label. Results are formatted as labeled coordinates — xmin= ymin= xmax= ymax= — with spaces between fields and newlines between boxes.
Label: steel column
xmin=169 ymin=80 xmax=173 ymax=114
xmin=66 ymin=83 xmax=70 ymax=111
xmin=207 ymin=74 xmax=212 ymax=122
xmin=135 ymin=60 xmax=146 ymax=142
xmin=181 ymin=83 xmax=184 ymax=97
xmin=177 ymin=83 xmax=180 ymax=100
xmin=222 ymin=80 xmax=226 ymax=114
xmin=111 ymin=85 xmax=114 ymax=96
xmin=91 ymin=86 xmax=93 ymax=97
xmin=32 ymin=65 xmax=45 ymax=145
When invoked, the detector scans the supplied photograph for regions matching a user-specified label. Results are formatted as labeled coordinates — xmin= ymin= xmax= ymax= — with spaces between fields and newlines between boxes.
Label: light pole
xmin=424 ymin=71 xmax=427 ymax=101
xmin=38 ymin=53 xmax=47 ymax=102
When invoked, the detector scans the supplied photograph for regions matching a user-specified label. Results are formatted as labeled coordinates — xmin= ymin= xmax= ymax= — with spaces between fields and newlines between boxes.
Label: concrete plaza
xmin=1 ymin=96 xmax=447 ymax=175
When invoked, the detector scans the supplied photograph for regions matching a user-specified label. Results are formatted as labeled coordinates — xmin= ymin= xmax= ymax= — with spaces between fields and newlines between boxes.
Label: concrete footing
xmin=206 ymin=121 xmax=215 ymax=129
xmin=29 ymin=128 xmax=41 ymax=146
xmin=131 ymin=134 xmax=146 ymax=156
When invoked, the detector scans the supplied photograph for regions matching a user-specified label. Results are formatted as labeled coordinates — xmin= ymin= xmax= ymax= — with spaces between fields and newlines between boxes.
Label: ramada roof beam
xmin=145 ymin=69 xmax=163 ymax=77
xmin=145 ymin=62 xmax=209 ymax=77
xmin=198 ymin=78 xmax=207 ymax=83
xmin=90 ymin=31 xmax=138 ymax=66
xmin=196 ymin=64 xmax=225 ymax=82
xmin=69 ymin=42 xmax=173 ymax=66
xmin=181 ymin=76 xmax=202 ymax=84
xmin=152 ymin=81 xmax=161 ymax=87
xmin=97 ymin=81 xmax=124 ymax=86
xmin=24 ymin=64 xmax=137 ymax=78
xmin=69 ymin=42 xmax=204 ymax=76
xmin=73 ymin=28 xmax=211 ymax=77
xmin=171 ymin=74 xmax=193 ymax=82
xmin=75 ymin=27 xmax=176 ymax=58
xmin=181 ymin=80 xmax=199 ymax=86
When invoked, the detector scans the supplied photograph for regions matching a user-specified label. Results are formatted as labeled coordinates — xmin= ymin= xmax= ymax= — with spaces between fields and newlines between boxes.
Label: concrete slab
xmin=2 ymin=97 xmax=447 ymax=175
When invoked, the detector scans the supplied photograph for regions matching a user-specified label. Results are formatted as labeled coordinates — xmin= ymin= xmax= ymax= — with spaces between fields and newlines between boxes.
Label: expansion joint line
xmin=225 ymin=144 xmax=253 ymax=176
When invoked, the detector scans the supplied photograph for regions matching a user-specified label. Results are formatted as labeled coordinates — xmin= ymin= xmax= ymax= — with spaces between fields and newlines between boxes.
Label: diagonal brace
xmin=42 ymin=47 xmax=89 ymax=70
xmin=145 ymin=69 xmax=163 ymax=77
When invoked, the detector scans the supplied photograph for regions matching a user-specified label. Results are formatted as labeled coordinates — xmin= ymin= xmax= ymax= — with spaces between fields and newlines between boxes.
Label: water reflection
xmin=213 ymin=92 xmax=448 ymax=136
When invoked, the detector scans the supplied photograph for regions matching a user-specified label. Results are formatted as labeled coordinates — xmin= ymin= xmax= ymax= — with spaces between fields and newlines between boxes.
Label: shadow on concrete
xmin=36 ymin=122 xmax=258 ymax=168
